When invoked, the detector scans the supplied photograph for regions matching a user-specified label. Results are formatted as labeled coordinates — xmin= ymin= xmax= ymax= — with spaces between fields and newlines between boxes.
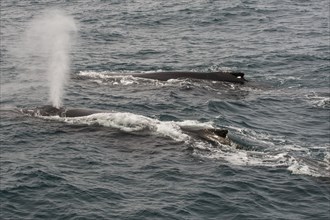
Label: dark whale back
xmin=21 ymin=105 xmax=104 ymax=117
xmin=64 ymin=108 xmax=104 ymax=117
xmin=134 ymin=71 xmax=247 ymax=84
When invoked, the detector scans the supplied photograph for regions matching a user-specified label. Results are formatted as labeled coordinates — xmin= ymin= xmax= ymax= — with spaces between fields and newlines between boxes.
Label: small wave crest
xmin=304 ymin=91 xmax=330 ymax=108
xmin=287 ymin=153 xmax=330 ymax=177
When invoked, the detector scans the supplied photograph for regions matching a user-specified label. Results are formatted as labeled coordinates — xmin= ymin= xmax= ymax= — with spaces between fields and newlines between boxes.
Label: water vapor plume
xmin=22 ymin=10 xmax=77 ymax=108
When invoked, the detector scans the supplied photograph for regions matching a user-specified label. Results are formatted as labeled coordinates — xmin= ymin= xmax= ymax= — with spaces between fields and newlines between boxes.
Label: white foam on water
xmin=176 ymin=120 xmax=215 ymax=129
xmin=78 ymin=71 xmax=118 ymax=80
xmin=41 ymin=112 xmax=190 ymax=142
xmin=195 ymin=125 xmax=330 ymax=177
xmin=287 ymin=156 xmax=330 ymax=178
xmin=194 ymin=144 xmax=330 ymax=178
xmin=77 ymin=71 xmax=160 ymax=86
xmin=304 ymin=92 xmax=330 ymax=108
xmin=193 ymin=144 xmax=292 ymax=167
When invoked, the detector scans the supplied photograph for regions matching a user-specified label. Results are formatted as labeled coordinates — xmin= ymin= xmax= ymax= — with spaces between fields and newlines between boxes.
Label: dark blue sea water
xmin=1 ymin=0 xmax=329 ymax=219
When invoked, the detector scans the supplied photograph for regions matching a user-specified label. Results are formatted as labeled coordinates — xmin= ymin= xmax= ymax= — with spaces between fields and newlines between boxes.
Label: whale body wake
xmin=20 ymin=105 xmax=232 ymax=146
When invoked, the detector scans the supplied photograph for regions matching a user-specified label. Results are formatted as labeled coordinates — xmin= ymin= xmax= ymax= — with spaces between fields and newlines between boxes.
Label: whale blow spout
xmin=22 ymin=10 xmax=77 ymax=108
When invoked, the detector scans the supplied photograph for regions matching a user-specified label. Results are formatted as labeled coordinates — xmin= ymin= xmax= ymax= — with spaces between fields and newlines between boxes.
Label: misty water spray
xmin=23 ymin=10 xmax=77 ymax=108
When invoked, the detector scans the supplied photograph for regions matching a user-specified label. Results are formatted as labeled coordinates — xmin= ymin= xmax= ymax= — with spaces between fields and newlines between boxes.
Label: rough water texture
xmin=1 ymin=0 xmax=329 ymax=219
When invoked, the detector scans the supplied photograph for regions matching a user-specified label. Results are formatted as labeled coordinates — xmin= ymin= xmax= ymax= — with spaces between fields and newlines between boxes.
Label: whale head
xmin=37 ymin=105 xmax=65 ymax=116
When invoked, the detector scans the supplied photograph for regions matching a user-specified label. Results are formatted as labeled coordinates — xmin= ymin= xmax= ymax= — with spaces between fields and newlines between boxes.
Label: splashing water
xmin=23 ymin=10 xmax=77 ymax=108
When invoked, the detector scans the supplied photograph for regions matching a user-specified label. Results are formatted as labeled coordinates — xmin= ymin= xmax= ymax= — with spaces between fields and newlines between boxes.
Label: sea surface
xmin=1 ymin=0 xmax=330 ymax=219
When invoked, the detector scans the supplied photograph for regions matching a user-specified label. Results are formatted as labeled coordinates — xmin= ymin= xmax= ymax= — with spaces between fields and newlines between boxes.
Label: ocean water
xmin=1 ymin=0 xmax=329 ymax=219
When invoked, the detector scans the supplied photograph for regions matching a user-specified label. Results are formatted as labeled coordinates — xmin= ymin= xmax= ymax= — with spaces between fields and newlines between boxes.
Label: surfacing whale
xmin=21 ymin=105 xmax=232 ymax=146
xmin=133 ymin=71 xmax=247 ymax=84
xmin=21 ymin=105 xmax=105 ymax=117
